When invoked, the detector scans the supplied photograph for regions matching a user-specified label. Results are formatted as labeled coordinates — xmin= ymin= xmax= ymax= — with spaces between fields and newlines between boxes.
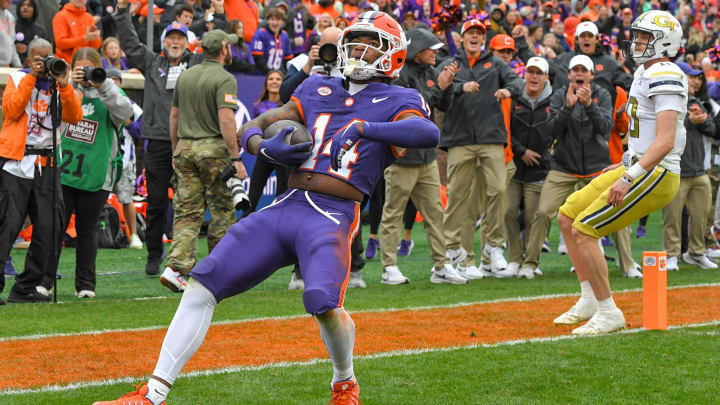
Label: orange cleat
xmin=328 ymin=380 xmax=361 ymax=405
xmin=92 ymin=382 xmax=165 ymax=405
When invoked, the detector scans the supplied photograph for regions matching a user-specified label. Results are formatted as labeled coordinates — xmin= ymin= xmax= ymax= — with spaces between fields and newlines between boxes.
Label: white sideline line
xmin=2 ymin=320 xmax=717 ymax=397
xmin=2 ymin=282 xmax=718 ymax=343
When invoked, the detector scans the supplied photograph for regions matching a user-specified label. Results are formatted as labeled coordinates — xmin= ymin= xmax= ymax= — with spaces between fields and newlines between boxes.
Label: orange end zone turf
xmin=0 ymin=285 xmax=718 ymax=390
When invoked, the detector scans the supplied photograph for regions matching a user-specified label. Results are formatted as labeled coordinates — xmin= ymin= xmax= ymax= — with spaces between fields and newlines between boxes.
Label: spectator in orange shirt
xmin=52 ymin=0 xmax=101 ymax=63
xmin=225 ymin=0 xmax=259 ymax=43
xmin=308 ymin=0 xmax=340 ymax=19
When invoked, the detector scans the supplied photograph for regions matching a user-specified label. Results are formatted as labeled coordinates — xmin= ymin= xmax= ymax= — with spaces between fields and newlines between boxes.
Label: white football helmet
xmin=628 ymin=10 xmax=682 ymax=64
xmin=338 ymin=11 xmax=409 ymax=80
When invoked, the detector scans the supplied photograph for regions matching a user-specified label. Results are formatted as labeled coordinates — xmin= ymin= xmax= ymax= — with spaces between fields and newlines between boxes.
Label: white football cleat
xmin=382 ymin=265 xmax=409 ymax=285
xmin=706 ymin=247 xmax=720 ymax=259
xmin=557 ymin=234 xmax=568 ymax=255
xmin=666 ymin=256 xmax=679 ymax=271
xmin=624 ymin=265 xmax=643 ymax=278
xmin=75 ymin=290 xmax=96 ymax=299
xmin=554 ymin=297 xmax=597 ymax=325
xmin=430 ymin=264 xmax=468 ymax=284
xmin=457 ymin=264 xmax=489 ymax=280
xmin=517 ymin=266 xmax=536 ymax=279
xmin=682 ymin=252 xmax=718 ymax=269
xmin=571 ymin=308 xmax=626 ymax=335
xmin=445 ymin=247 xmax=468 ymax=265
xmin=493 ymin=262 xmax=519 ymax=278
xmin=484 ymin=243 xmax=507 ymax=271
xmin=288 ymin=271 xmax=305 ymax=290
xmin=534 ymin=268 xmax=543 ymax=276
xmin=347 ymin=271 xmax=366 ymax=288
xmin=160 ymin=267 xmax=188 ymax=293
xmin=128 ymin=234 xmax=143 ymax=249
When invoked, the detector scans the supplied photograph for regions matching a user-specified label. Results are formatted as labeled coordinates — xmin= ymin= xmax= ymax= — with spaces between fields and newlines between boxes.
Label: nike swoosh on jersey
xmin=372 ymin=97 xmax=389 ymax=103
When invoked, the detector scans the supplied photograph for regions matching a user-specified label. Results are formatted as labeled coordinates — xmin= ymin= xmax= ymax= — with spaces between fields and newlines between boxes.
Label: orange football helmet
xmin=338 ymin=11 xmax=408 ymax=80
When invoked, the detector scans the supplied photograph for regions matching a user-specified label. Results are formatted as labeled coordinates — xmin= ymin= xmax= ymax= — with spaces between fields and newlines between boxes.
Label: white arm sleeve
xmin=652 ymin=93 xmax=685 ymax=114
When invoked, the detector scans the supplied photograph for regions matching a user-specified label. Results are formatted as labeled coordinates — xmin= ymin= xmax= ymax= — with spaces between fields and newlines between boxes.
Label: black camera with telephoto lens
xmin=83 ymin=67 xmax=107 ymax=85
xmin=40 ymin=56 xmax=67 ymax=76
xmin=314 ymin=43 xmax=338 ymax=73
xmin=220 ymin=166 xmax=251 ymax=211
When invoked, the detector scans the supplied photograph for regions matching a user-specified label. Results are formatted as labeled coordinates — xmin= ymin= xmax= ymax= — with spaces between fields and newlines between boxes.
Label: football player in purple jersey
xmin=93 ymin=11 xmax=440 ymax=405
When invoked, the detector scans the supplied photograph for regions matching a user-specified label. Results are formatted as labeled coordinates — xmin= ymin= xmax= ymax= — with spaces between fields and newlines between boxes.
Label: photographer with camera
xmin=43 ymin=47 xmax=134 ymax=299
xmin=161 ymin=29 xmax=247 ymax=293
xmin=0 ymin=38 xmax=83 ymax=304
xmin=279 ymin=26 xmax=341 ymax=103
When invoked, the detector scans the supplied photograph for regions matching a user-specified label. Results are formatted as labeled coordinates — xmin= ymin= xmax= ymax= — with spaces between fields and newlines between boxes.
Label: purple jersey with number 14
xmin=290 ymin=74 xmax=431 ymax=196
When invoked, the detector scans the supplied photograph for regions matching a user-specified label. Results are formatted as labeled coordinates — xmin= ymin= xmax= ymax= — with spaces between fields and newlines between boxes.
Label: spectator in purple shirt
xmin=251 ymin=7 xmax=293 ymax=73
xmin=227 ymin=19 xmax=255 ymax=75
xmin=101 ymin=37 xmax=130 ymax=70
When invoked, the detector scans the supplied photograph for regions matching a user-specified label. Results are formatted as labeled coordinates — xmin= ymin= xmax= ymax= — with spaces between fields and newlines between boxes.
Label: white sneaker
xmin=517 ymin=266 xmax=535 ymax=279
xmin=445 ymin=247 xmax=468 ymax=265
xmin=160 ymin=267 xmax=188 ymax=292
xmin=347 ymin=272 xmax=367 ymax=288
xmin=624 ymin=265 xmax=643 ymax=278
xmin=706 ymin=247 xmax=720 ymax=259
xmin=457 ymin=265 xmax=489 ymax=280
xmin=128 ymin=234 xmax=143 ymax=249
xmin=666 ymin=256 xmax=679 ymax=271
xmin=493 ymin=262 xmax=519 ymax=278
xmin=75 ymin=290 xmax=96 ymax=299
xmin=682 ymin=252 xmax=718 ymax=269
xmin=483 ymin=243 xmax=507 ymax=271
xmin=36 ymin=286 xmax=50 ymax=297
xmin=534 ymin=268 xmax=543 ymax=276
xmin=288 ymin=272 xmax=305 ymax=290
xmin=475 ymin=214 xmax=483 ymax=230
xmin=571 ymin=308 xmax=626 ymax=335
xmin=570 ymin=266 xmax=575 ymax=273
xmin=382 ymin=266 xmax=409 ymax=285
xmin=430 ymin=264 xmax=468 ymax=284
xmin=557 ymin=234 xmax=568 ymax=255
xmin=553 ymin=297 xmax=597 ymax=325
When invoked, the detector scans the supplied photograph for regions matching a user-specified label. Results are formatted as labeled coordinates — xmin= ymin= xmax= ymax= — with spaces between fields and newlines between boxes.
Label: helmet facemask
xmin=339 ymin=27 xmax=404 ymax=80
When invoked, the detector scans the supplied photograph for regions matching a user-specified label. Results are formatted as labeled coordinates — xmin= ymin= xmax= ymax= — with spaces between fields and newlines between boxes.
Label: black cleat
xmin=7 ymin=290 xmax=51 ymax=303
xmin=145 ymin=256 xmax=163 ymax=276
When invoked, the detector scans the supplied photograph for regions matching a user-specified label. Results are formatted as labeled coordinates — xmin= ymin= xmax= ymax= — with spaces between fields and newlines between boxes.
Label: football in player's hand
xmin=263 ymin=120 xmax=313 ymax=145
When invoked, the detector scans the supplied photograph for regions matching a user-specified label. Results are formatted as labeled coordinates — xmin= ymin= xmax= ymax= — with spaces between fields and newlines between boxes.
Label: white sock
xmin=597 ymin=296 xmax=617 ymax=312
xmin=152 ymin=280 xmax=217 ymax=386
xmin=579 ymin=281 xmax=596 ymax=301
xmin=146 ymin=379 xmax=170 ymax=405
xmin=316 ymin=308 xmax=355 ymax=383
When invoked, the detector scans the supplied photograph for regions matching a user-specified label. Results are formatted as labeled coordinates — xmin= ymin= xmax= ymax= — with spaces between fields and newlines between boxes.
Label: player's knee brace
xmin=303 ymin=288 xmax=334 ymax=315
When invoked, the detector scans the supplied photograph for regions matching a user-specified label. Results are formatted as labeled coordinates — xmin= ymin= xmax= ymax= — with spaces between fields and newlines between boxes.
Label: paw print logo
xmin=659 ymin=257 xmax=666 ymax=271
xmin=82 ymin=103 xmax=95 ymax=117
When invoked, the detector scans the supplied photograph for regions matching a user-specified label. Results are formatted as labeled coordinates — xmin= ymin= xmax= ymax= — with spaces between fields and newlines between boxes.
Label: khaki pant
xmin=663 ymin=175 xmax=711 ymax=257
xmin=522 ymin=170 xmax=591 ymax=269
xmin=464 ymin=160 xmax=516 ymax=266
xmin=444 ymin=144 xmax=507 ymax=256
xmin=380 ymin=161 xmax=447 ymax=268
xmin=611 ymin=226 xmax=634 ymax=271
xmin=505 ymin=179 xmax=543 ymax=264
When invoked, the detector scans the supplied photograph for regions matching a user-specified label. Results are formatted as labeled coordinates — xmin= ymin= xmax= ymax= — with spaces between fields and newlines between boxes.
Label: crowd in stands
xmin=2 ymin=0 xmax=720 ymax=297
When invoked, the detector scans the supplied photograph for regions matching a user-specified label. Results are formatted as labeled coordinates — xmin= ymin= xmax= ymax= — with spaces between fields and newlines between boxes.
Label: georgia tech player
xmin=552 ymin=10 xmax=687 ymax=335
xmin=94 ymin=12 xmax=439 ymax=405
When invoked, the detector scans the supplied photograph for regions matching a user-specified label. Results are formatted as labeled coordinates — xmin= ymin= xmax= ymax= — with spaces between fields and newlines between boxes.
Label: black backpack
xmin=97 ymin=204 xmax=128 ymax=249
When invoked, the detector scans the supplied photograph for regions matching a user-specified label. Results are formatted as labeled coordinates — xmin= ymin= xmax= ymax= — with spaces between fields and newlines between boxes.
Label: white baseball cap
xmin=568 ymin=54 xmax=594 ymax=72
xmin=575 ymin=21 xmax=598 ymax=37
xmin=526 ymin=56 xmax=549 ymax=74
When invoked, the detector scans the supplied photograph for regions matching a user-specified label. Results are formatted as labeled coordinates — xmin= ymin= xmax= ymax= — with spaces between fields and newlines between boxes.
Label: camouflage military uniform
xmin=167 ymin=53 xmax=240 ymax=275
xmin=167 ymin=138 xmax=235 ymax=274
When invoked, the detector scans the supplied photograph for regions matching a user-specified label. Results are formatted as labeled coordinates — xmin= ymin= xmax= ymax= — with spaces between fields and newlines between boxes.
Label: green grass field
xmin=1 ymin=212 xmax=718 ymax=404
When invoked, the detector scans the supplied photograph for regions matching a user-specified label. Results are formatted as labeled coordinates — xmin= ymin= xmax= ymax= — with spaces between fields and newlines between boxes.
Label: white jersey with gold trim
xmin=626 ymin=61 xmax=688 ymax=174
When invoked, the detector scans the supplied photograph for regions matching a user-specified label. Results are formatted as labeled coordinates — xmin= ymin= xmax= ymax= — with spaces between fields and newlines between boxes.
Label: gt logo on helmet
xmin=653 ymin=15 xmax=677 ymax=31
